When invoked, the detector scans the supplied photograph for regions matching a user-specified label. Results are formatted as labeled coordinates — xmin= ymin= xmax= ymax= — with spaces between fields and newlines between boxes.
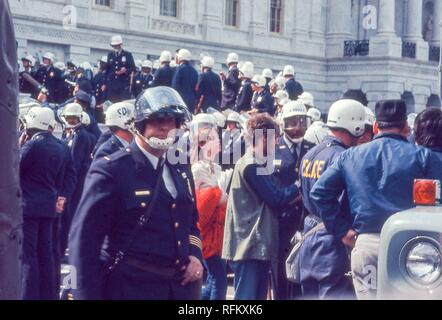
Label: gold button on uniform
xmin=141 ymin=202 xmax=146 ymax=208
xmin=175 ymin=259 xmax=180 ymax=265
xmin=174 ymin=222 xmax=179 ymax=229
xmin=177 ymin=241 xmax=181 ymax=247
xmin=172 ymin=203 xmax=176 ymax=209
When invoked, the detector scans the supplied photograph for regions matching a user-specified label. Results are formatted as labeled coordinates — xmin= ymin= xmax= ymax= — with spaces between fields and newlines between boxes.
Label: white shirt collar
xmin=135 ymin=139 xmax=163 ymax=169
xmin=283 ymin=135 xmax=294 ymax=150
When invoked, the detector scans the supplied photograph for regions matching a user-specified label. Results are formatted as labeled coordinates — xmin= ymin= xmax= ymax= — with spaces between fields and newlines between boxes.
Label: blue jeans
xmin=201 ymin=256 xmax=227 ymax=300
xmin=231 ymin=260 xmax=271 ymax=300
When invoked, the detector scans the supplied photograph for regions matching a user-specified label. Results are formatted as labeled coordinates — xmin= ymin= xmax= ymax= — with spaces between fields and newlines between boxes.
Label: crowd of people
xmin=17 ymin=34 xmax=442 ymax=300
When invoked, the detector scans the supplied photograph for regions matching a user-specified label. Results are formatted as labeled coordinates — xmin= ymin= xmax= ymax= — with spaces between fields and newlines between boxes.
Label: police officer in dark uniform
xmin=298 ymin=99 xmax=366 ymax=299
xmin=74 ymin=90 xmax=102 ymax=142
xmin=283 ymin=65 xmax=304 ymax=101
xmin=69 ymin=86 xmax=203 ymax=300
xmin=220 ymin=53 xmax=241 ymax=111
xmin=20 ymin=107 xmax=66 ymax=300
xmin=19 ymin=55 xmax=37 ymax=95
xmin=106 ymin=35 xmax=136 ymax=102
xmin=272 ymin=100 xmax=315 ymax=300
xmin=93 ymin=102 xmax=134 ymax=160
xmin=60 ymin=60 xmax=79 ymax=102
xmin=195 ymin=56 xmax=222 ymax=113
xmin=172 ymin=49 xmax=199 ymax=114
xmin=151 ymin=51 xmax=175 ymax=88
xmin=33 ymin=52 xmax=63 ymax=103
xmin=133 ymin=60 xmax=154 ymax=98
xmin=92 ymin=56 xmax=110 ymax=106
xmin=250 ymin=75 xmax=275 ymax=116
xmin=59 ymin=103 xmax=94 ymax=261
xmin=235 ymin=62 xmax=254 ymax=114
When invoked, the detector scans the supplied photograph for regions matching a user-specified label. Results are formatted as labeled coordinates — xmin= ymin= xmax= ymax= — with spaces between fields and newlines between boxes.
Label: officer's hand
xmin=180 ymin=255 xmax=203 ymax=286
xmin=342 ymin=229 xmax=358 ymax=249
xmin=56 ymin=197 xmax=67 ymax=214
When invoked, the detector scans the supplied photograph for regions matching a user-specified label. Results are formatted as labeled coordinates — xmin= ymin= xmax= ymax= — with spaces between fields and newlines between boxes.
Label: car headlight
xmin=406 ymin=241 xmax=442 ymax=286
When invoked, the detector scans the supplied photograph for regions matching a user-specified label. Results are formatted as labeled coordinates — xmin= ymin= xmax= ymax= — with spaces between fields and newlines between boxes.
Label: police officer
xmin=20 ymin=107 xmax=66 ymax=300
xmin=61 ymin=60 xmax=79 ymax=101
xmin=250 ymin=75 xmax=275 ymax=116
xmin=59 ymin=103 xmax=94 ymax=261
xmin=152 ymin=51 xmax=175 ymax=88
xmin=74 ymin=90 xmax=102 ymax=141
xmin=133 ymin=60 xmax=154 ymax=98
xmin=220 ymin=111 xmax=245 ymax=170
xmin=310 ymin=100 xmax=442 ymax=300
xmin=94 ymin=102 xmax=135 ymax=160
xmin=220 ymin=53 xmax=241 ymax=111
xmin=106 ymin=35 xmax=136 ymax=102
xmin=283 ymin=65 xmax=304 ymax=100
xmin=19 ymin=55 xmax=37 ymax=95
xmin=69 ymin=86 xmax=203 ymax=300
xmin=235 ymin=62 xmax=254 ymax=114
xmin=92 ymin=56 xmax=110 ymax=107
xmin=172 ymin=49 xmax=199 ymax=114
xmin=262 ymin=68 xmax=273 ymax=92
xmin=272 ymin=100 xmax=315 ymax=300
xmin=39 ymin=107 xmax=77 ymax=299
xmin=33 ymin=52 xmax=63 ymax=103
xmin=195 ymin=56 xmax=222 ymax=113
xmin=299 ymin=99 xmax=366 ymax=300
xmin=298 ymin=91 xmax=315 ymax=110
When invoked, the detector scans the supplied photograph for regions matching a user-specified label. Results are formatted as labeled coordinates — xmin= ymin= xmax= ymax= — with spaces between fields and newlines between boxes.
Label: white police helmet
xmin=54 ymin=62 xmax=66 ymax=71
xmin=274 ymin=90 xmax=289 ymax=103
xmin=307 ymin=107 xmax=322 ymax=122
xmin=25 ymin=107 xmax=53 ymax=131
xmin=160 ymin=51 xmax=172 ymax=63
xmin=327 ymin=99 xmax=366 ymax=137
xmin=201 ymin=56 xmax=215 ymax=69
xmin=170 ymin=60 xmax=177 ymax=68
xmin=42 ymin=52 xmax=55 ymax=64
xmin=283 ymin=65 xmax=295 ymax=77
xmin=226 ymin=52 xmax=239 ymax=65
xmin=105 ymin=102 xmax=135 ymax=130
xmin=251 ymin=75 xmax=267 ymax=87
xmin=207 ymin=107 xmax=226 ymax=128
xmin=304 ymin=122 xmax=331 ymax=146
xmin=100 ymin=56 xmax=108 ymax=64
xmin=299 ymin=92 xmax=315 ymax=108
xmin=226 ymin=111 xmax=241 ymax=124
xmin=192 ymin=113 xmax=217 ymax=128
xmin=141 ymin=60 xmax=153 ymax=69
xmin=39 ymin=107 xmax=57 ymax=129
xmin=62 ymin=103 xmax=83 ymax=129
xmin=281 ymin=100 xmax=307 ymax=121
xmin=22 ymin=55 xmax=36 ymax=67
xmin=262 ymin=68 xmax=273 ymax=79
xmin=239 ymin=61 xmax=254 ymax=79
xmin=81 ymin=112 xmax=91 ymax=127
xmin=177 ymin=49 xmax=192 ymax=62
xmin=365 ymin=107 xmax=376 ymax=127
xmin=110 ymin=35 xmax=123 ymax=46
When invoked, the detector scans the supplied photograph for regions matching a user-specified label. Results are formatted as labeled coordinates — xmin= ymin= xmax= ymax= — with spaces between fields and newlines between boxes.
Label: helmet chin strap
xmin=285 ymin=133 xmax=303 ymax=144
xmin=129 ymin=125 xmax=175 ymax=151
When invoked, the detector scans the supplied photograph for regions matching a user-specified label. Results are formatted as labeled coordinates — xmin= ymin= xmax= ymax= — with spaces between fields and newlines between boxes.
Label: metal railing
xmin=402 ymin=41 xmax=416 ymax=59
xmin=344 ymin=40 xmax=370 ymax=57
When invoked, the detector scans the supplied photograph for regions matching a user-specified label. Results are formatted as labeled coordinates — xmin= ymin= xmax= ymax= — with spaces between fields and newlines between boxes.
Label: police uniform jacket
xmin=196 ymin=70 xmax=222 ymax=112
xmin=235 ymin=79 xmax=253 ymax=113
xmin=152 ymin=65 xmax=175 ymax=88
xmin=94 ymin=134 xmax=129 ymax=160
xmin=20 ymin=132 xmax=66 ymax=218
xmin=285 ymin=78 xmax=304 ymax=101
xmin=251 ymin=90 xmax=275 ymax=115
xmin=106 ymin=50 xmax=136 ymax=93
xmin=34 ymin=65 xmax=63 ymax=103
xmin=221 ymin=66 xmax=241 ymax=109
xmin=311 ymin=133 xmax=442 ymax=239
xmin=133 ymin=72 xmax=153 ymax=98
xmin=172 ymin=62 xmax=198 ymax=113
xmin=69 ymin=140 xmax=203 ymax=299
xmin=92 ymin=71 xmax=110 ymax=105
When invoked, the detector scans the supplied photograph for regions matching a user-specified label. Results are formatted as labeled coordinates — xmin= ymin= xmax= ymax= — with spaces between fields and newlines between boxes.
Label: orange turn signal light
xmin=413 ymin=179 xmax=441 ymax=206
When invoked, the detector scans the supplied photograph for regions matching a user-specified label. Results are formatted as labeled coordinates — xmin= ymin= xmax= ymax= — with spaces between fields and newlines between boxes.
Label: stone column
xmin=125 ymin=0 xmax=147 ymax=31
xmin=370 ymin=0 xmax=402 ymax=57
xmin=431 ymin=0 xmax=442 ymax=46
xmin=248 ymin=0 xmax=267 ymax=48
xmin=201 ymin=0 xmax=223 ymax=42
xmin=403 ymin=0 xmax=428 ymax=60
xmin=325 ymin=0 xmax=352 ymax=58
